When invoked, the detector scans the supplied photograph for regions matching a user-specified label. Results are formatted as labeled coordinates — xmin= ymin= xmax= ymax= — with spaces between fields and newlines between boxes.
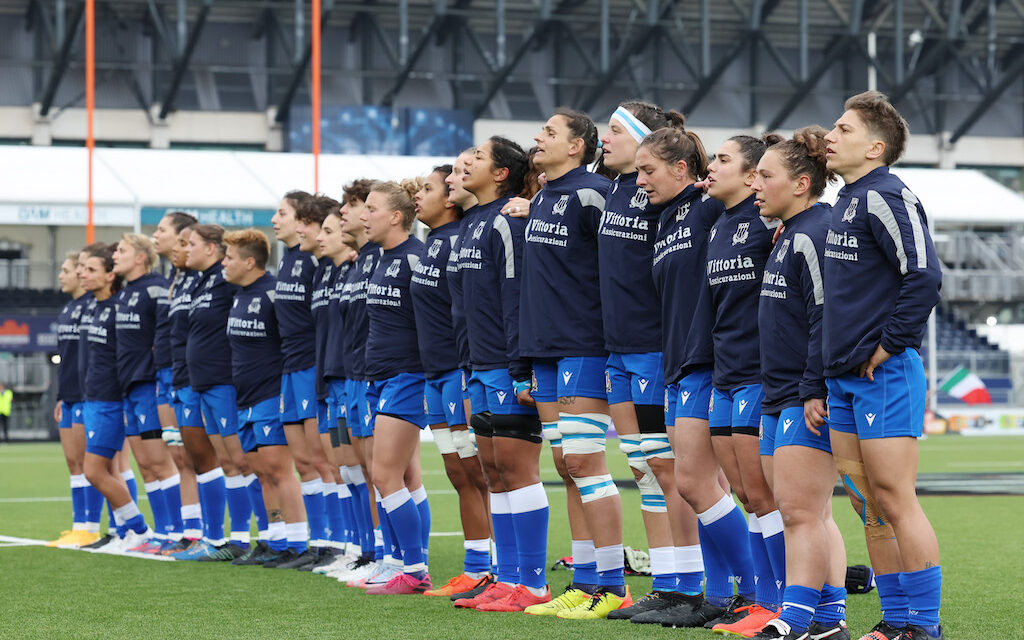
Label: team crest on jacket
xmin=126 ymin=291 xmax=140 ymax=307
xmin=841 ymin=198 xmax=859 ymax=223
xmin=205 ymin=276 xmax=215 ymax=289
xmin=676 ymin=201 xmax=691 ymax=221
xmin=99 ymin=307 xmax=111 ymax=323
xmin=732 ymin=222 xmax=750 ymax=245
xmin=775 ymin=238 xmax=790 ymax=262
xmin=291 ymin=260 xmax=304 ymax=278
xmin=552 ymin=194 xmax=570 ymax=216
xmin=247 ymin=297 xmax=261 ymax=314
xmin=385 ymin=259 xmax=402 ymax=278
xmin=428 ymin=239 xmax=443 ymax=259
xmin=630 ymin=188 xmax=649 ymax=210
xmin=362 ymin=257 xmax=374 ymax=274
xmin=472 ymin=220 xmax=486 ymax=239
xmin=709 ymin=226 xmax=717 ymax=243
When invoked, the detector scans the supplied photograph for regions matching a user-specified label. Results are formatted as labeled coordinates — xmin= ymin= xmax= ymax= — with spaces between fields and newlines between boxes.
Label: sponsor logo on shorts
xmin=782 ymin=418 xmax=793 ymax=434
xmin=865 ymin=412 xmax=876 ymax=426
xmin=637 ymin=378 xmax=649 ymax=393
xmin=738 ymin=399 xmax=748 ymax=414
xmin=496 ymin=391 xmax=507 ymax=404
xmin=88 ymin=430 xmax=95 ymax=439
xmin=680 ymin=390 xmax=690 ymax=406
xmin=379 ymin=397 xmax=387 ymax=410
xmin=263 ymin=425 xmax=272 ymax=437
xmin=562 ymin=371 xmax=573 ymax=385
xmin=301 ymin=399 xmax=309 ymax=410
xmin=138 ymin=414 xmax=146 ymax=424
xmin=220 ymin=417 xmax=227 ymax=428
xmin=448 ymin=401 xmax=457 ymax=415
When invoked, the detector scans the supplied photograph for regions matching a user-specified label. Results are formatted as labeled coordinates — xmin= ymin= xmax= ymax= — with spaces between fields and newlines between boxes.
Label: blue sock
xmin=649 ymin=546 xmax=676 ymax=592
xmin=758 ymin=511 xmax=787 ymax=596
xmin=675 ymin=545 xmax=704 ymax=595
xmin=596 ymin=543 xmax=626 ymax=595
xmin=374 ymin=526 xmax=384 ymax=561
xmin=699 ymin=523 xmax=735 ymax=607
xmin=107 ymin=500 xmax=127 ymax=537
xmin=143 ymin=482 xmax=168 ymax=537
xmin=122 ymin=471 xmax=138 ymax=503
xmin=301 ymin=479 xmax=327 ymax=549
xmin=698 ymin=495 xmax=755 ymax=599
xmin=572 ymin=539 xmax=599 ymax=591
xmin=324 ymin=483 xmax=345 ymax=546
xmin=875 ymin=572 xmax=910 ymax=628
xmin=900 ymin=566 xmax=942 ymax=631
xmin=161 ymin=475 xmax=184 ymax=536
xmin=197 ymin=468 xmax=227 ymax=543
xmin=813 ymin=583 xmax=847 ymax=625
xmin=84 ymin=483 xmax=104 ymax=528
xmin=335 ymin=482 xmax=356 ymax=546
xmin=779 ymin=584 xmax=820 ymax=633
xmin=411 ymin=486 xmax=431 ymax=564
xmin=748 ymin=515 xmax=779 ymax=609
xmin=224 ymin=475 xmax=252 ymax=546
xmin=491 ymin=492 xmax=519 ymax=584
xmin=246 ymin=475 xmax=268 ymax=537
xmin=508 ymin=483 xmax=549 ymax=590
xmin=113 ymin=501 xmax=148 ymax=535
xmin=350 ymin=481 xmax=372 ymax=551
xmin=376 ymin=499 xmax=401 ymax=561
xmin=70 ymin=475 xmax=88 ymax=524
xmin=181 ymin=503 xmax=203 ymax=540
xmin=464 ymin=539 xmax=491 ymax=575
xmin=381 ymin=488 xmax=425 ymax=575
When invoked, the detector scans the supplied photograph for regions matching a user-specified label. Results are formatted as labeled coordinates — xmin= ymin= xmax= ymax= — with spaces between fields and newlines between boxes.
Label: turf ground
xmin=1 ymin=435 xmax=1021 ymax=640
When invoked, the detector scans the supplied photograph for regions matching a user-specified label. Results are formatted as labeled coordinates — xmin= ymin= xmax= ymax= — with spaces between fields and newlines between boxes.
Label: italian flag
xmin=938 ymin=366 xmax=992 ymax=404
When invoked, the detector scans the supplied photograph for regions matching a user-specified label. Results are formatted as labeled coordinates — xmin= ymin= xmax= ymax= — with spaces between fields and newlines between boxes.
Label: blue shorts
xmin=426 ymin=369 xmax=468 ymax=427
xmin=317 ymin=400 xmax=331 ymax=435
xmin=123 ymin=382 xmax=161 ymax=437
xmin=667 ymin=368 xmax=714 ymax=425
xmin=461 ymin=369 xmax=471 ymax=401
xmin=605 ymin=352 xmax=665 ymax=405
xmin=240 ymin=396 xmax=288 ymax=448
xmin=347 ymin=379 xmax=374 ymax=438
xmin=199 ymin=385 xmax=239 ymax=437
xmin=468 ymin=368 xmax=536 ymax=416
xmin=826 ymin=349 xmax=926 ymax=439
xmin=173 ymin=385 xmax=204 ymax=428
xmin=281 ymin=367 xmax=317 ymax=423
xmin=84 ymin=400 xmax=126 ymax=458
xmin=366 ymin=372 xmax=428 ymax=429
xmin=156 ymin=368 xmax=174 ymax=406
xmin=59 ymin=401 xmax=85 ymax=430
xmin=327 ymin=379 xmax=348 ymax=427
xmin=532 ymin=356 xmax=608 ymax=403
xmin=709 ymin=384 xmax=765 ymax=433
xmin=762 ymin=405 xmax=832 ymax=455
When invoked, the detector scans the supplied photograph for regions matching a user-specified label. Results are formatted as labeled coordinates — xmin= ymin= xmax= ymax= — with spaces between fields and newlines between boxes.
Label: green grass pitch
xmin=0 ymin=435 xmax=1021 ymax=639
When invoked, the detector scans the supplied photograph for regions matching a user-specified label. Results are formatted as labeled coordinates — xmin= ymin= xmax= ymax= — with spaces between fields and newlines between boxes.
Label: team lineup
xmin=47 ymin=90 xmax=943 ymax=640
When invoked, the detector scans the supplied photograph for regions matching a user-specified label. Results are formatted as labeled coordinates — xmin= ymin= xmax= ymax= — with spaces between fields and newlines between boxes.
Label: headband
xmin=611 ymin=106 xmax=653 ymax=143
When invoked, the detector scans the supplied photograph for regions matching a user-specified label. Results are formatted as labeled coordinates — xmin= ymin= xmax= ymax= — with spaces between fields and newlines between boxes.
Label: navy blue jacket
xmin=598 ymin=172 xmax=664 ymax=354
xmin=169 ymin=269 xmax=199 ymax=390
xmin=651 ymin=185 xmax=724 ymax=384
xmin=153 ymin=268 xmax=173 ymax=370
xmin=758 ymin=204 xmax=831 ymax=413
xmin=274 ymin=243 xmax=318 ymax=373
xmin=456 ymin=197 xmax=530 ymax=380
xmin=227 ymin=272 xmax=283 ymax=409
xmin=310 ymin=260 xmax=337 ymax=399
xmin=79 ymin=295 xmax=122 ymax=402
xmin=340 ymin=243 xmax=384 ymax=381
xmin=323 ymin=259 xmax=354 ymax=381
xmin=823 ymin=167 xmax=942 ymax=376
xmin=447 ymin=212 xmax=472 ymax=369
xmin=520 ymin=166 xmax=610 ymax=358
xmin=57 ymin=293 xmax=90 ymax=404
xmin=706 ymin=195 xmax=780 ymax=389
xmin=365 ymin=236 xmax=425 ymax=380
xmin=115 ymin=271 xmax=169 ymax=392
xmin=411 ymin=220 xmax=462 ymax=378
xmin=187 ymin=263 xmax=238 ymax=392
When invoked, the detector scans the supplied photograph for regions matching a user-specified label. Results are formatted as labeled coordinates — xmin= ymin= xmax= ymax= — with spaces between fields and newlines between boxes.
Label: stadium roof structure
xmin=0 ymin=0 xmax=1022 ymax=135
xmin=0 ymin=145 xmax=1021 ymax=227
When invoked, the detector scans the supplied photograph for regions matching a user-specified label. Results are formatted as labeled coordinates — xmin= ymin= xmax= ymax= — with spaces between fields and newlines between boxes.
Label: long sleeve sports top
xmin=57 ymin=293 xmax=90 ymax=404
xmin=227 ymin=272 xmax=283 ymax=409
xmin=339 ymin=242 xmax=383 ymax=381
xmin=323 ymin=260 xmax=353 ymax=381
xmin=520 ymin=166 xmax=610 ymax=358
xmin=115 ymin=271 xmax=169 ymax=392
xmin=447 ymin=211 xmax=473 ymax=369
xmin=310 ymin=260 xmax=337 ymax=399
xmin=823 ymin=167 xmax=942 ymax=376
xmin=79 ymin=295 xmax=121 ymax=402
xmin=186 ymin=263 xmax=238 ymax=392
xmin=758 ymin=203 xmax=831 ymax=412
xmin=364 ymin=235 xmax=425 ymax=380
xmin=274 ymin=243 xmax=318 ymax=373
xmin=411 ymin=220 xmax=462 ymax=378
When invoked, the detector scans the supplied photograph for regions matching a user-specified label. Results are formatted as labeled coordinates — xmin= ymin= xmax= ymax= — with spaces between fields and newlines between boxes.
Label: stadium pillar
xmin=85 ymin=0 xmax=94 ymax=244
xmin=312 ymin=0 xmax=321 ymax=192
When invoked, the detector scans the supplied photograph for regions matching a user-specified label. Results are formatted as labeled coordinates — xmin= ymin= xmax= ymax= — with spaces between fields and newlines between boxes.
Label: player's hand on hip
xmin=803 ymin=397 xmax=827 ymax=436
xmin=858 ymin=344 xmax=892 ymax=382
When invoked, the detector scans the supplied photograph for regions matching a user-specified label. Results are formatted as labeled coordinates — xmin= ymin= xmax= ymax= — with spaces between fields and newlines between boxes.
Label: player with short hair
xmin=411 ymin=164 xmax=493 ymax=597
xmin=111 ymin=233 xmax=184 ymax=552
xmin=271 ymin=190 xmax=332 ymax=568
xmin=47 ymin=251 xmax=103 ymax=548
xmin=454 ymin=137 xmax=550 ymax=613
xmin=747 ymin=128 xmax=850 ymax=640
xmin=151 ymin=212 xmax=203 ymax=552
xmin=78 ymin=243 xmax=155 ymax=553
xmin=181 ymin=223 xmax=254 ymax=561
xmin=359 ymin=179 xmax=432 ymax=595
xmin=823 ymin=91 xmax=944 ymax=640
xmin=702 ymin=133 xmax=788 ymax=636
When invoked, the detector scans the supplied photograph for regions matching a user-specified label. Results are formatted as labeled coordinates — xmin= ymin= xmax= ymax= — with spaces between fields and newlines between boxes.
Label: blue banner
xmin=0 ymin=315 xmax=59 ymax=353
xmin=288 ymin=106 xmax=473 ymax=156
xmin=140 ymin=207 xmax=275 ymax=228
